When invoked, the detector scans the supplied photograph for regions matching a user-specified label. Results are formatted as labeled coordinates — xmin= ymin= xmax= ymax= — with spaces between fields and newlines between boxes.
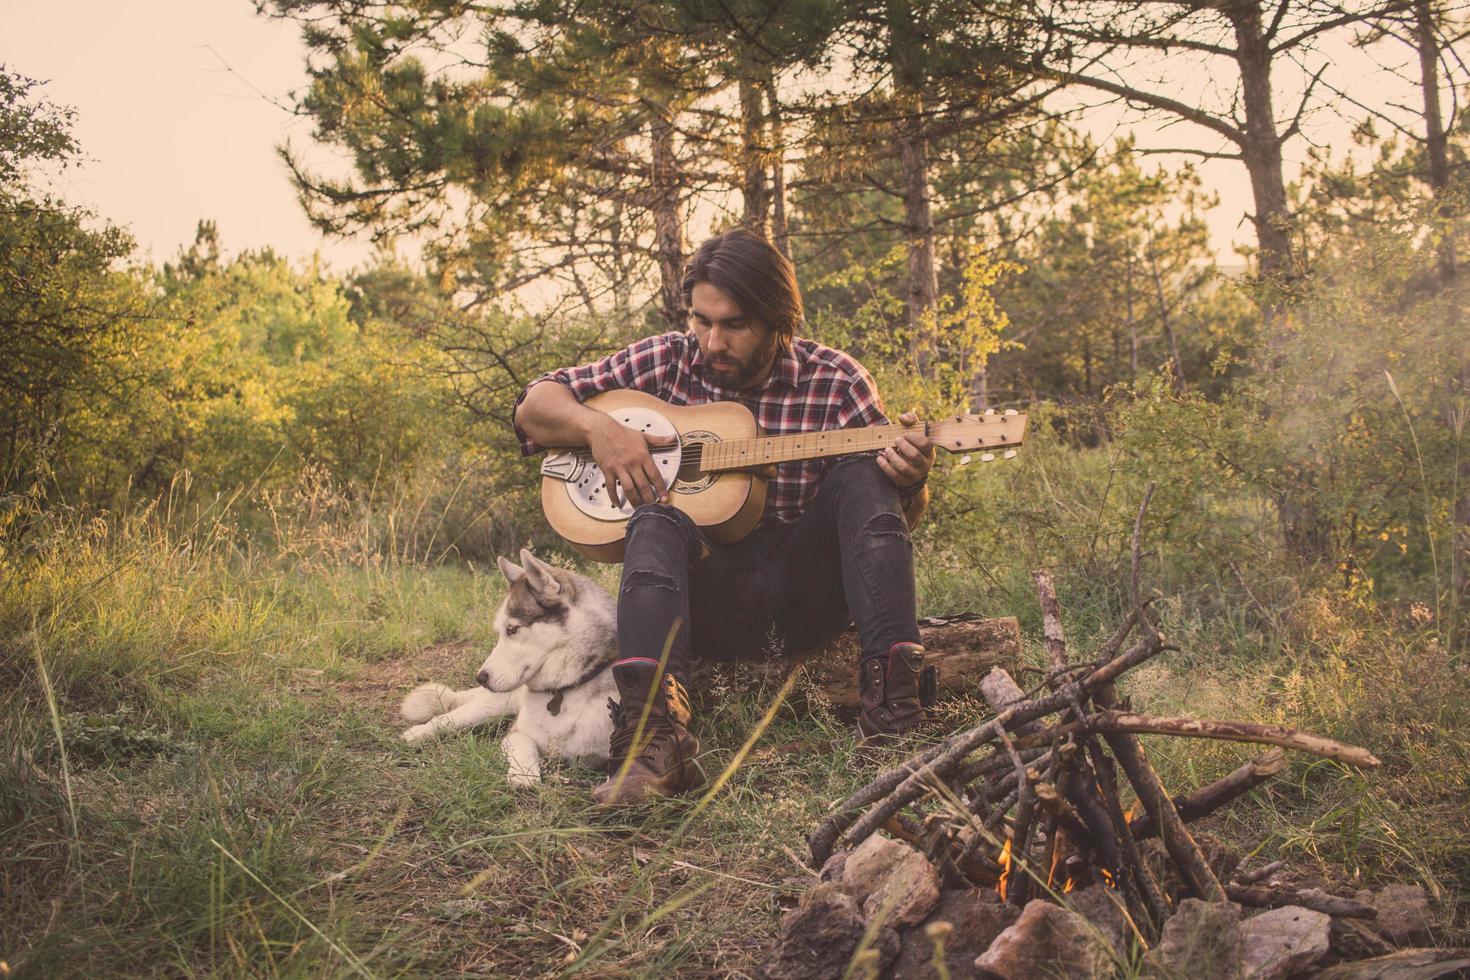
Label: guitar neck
xmin=698 ymin=424 xmax=932 ymax=473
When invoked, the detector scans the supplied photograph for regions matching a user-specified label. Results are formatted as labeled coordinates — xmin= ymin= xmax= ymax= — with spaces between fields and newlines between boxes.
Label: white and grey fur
xmin=399 ymin=548 xmax=618 ymax=787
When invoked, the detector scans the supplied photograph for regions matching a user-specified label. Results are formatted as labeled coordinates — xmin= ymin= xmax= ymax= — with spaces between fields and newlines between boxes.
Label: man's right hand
xmin=587 ymin=413 xmax=677 ymax=508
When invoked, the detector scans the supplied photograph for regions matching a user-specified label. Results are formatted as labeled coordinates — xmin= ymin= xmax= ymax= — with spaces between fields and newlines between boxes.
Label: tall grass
xmin=2 ymin=444 xmax=1467 ymax=976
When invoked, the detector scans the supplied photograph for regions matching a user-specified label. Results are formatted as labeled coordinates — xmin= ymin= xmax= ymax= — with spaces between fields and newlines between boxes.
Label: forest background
xmin=3 ymin=0 xmax=1469 ymax=975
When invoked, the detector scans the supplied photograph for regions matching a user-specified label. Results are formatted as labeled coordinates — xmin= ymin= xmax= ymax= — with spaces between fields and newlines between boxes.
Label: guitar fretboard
xmin=698 ymin=424 xmax=929 ymax=472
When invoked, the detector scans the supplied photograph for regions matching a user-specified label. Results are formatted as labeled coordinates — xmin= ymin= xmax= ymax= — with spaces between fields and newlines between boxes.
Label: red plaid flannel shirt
xmin=514 ymin=331 xmax=890 ymax=524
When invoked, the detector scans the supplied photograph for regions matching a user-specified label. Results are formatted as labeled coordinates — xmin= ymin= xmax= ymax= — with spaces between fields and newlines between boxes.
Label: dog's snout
xmin=476 ymin=670 xmax=491 ymax=689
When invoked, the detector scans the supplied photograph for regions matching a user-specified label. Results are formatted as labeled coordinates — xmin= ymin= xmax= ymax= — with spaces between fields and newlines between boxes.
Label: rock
xmin=1065 ymin=884 xmax=1131 ymax=955
xmin=1238 ymin=905 xmax=1330 ymax=980
xmin=1142 ymin=898 xmax=1244 ymax=980
xmin=840 ymin=834 xmax=941 ymax=928
xmin=887 ymin=888 xmax=1020 ymax=979
xmin=819 ymin=848 xmax=849 ymax=884
xmin=975 ymin=899 xmax=1118 ymax=980
xmin=1311 ymin=948 xmax=1470 ymax=979
xmin=1370 ymin=884 xmax=1438 ymax=945
xmin=761 ymin=883 xmax=867 ymax=980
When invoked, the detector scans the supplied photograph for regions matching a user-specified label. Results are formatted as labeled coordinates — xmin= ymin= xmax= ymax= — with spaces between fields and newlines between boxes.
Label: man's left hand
xmin=877 ymin=411 xmax=935 ymax=491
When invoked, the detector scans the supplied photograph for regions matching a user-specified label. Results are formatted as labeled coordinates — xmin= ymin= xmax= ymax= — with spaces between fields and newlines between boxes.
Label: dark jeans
xmin=617 ymin=456 xmax=921 ymax=679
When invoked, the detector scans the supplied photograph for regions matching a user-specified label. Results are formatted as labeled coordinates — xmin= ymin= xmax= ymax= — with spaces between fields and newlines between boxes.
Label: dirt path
xmin=330 ymin=640 xmax=484 ymax=728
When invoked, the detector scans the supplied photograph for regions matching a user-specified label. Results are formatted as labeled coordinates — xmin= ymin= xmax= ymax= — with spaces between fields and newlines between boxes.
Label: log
xmin=1129 ymin=749 xmax=1289 ymax=840
xmin=1228 ymin=884 xmax=1378 ymax=920
xmin=1105 ymin=724 xmax=1229 ymax=903
xmin=809 ymin=629 xmax=1165 ymax=866
xmin=800 ymin=615 xmax=1021 ymax=711
xmin=1032 ymin=713 xmax=1381 ymax=769
xmin=1312 ymin=949 xmax=1470 ymax=979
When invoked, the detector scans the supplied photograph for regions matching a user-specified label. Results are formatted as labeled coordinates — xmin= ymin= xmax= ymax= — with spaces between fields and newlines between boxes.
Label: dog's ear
xmin=519 ymin=548 xmax=563 ymax=598
xmin=497 ymin=555 xmax=527 ymax=584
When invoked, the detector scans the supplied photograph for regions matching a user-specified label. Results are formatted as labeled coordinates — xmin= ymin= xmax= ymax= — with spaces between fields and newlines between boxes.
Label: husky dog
xmin=399 ymin=549 xmax=618 ymax=787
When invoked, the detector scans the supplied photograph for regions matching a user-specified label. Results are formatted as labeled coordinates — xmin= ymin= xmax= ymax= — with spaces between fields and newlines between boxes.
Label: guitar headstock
xmin=927 ymin=410 xmax=1028 ymax=458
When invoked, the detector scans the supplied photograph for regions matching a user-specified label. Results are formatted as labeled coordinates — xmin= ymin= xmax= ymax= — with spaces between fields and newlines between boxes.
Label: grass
xmin=2 ymin=493 xmax=1468 ymax=977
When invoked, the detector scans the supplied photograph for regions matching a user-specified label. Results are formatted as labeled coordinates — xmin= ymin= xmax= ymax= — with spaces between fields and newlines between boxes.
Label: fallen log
xmin=800 ymin=615 xmax=1021 ymax=711
xmin=1228 ymin=884 xmax=1378 ymax=919
xmin=1027 ymin=713 xmax=1381 ymax=769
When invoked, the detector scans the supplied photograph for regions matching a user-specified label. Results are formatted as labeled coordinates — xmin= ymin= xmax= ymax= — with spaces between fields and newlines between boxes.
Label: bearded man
xmin=513 ymin=228 xmax=936 ymax=805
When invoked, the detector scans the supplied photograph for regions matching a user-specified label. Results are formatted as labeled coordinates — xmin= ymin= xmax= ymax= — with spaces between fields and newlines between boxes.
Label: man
xmin=513 ymin=228 xmax=935 ymax=805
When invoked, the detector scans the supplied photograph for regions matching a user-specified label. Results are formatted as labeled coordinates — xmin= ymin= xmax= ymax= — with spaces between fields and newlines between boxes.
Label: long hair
xmin=681 ymin=228 xmax=802 ymax=348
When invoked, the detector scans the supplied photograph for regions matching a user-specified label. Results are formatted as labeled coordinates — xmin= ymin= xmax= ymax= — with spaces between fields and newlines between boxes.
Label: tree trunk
xmin=1415 ymin=0 xmax=1456 ymax=285
xmin=1414 ymin=1 xmax=1467 ymax=645
xmin=1126 ymin=253 xmax=1138 ymax=382
xmin=649 ymin=107 xmax=687 ymax=330
xmin=1148 ymin=235 xmax=1186 ymax=393
xmin=738 ymin=75 xmax=772 ymax=238
xmin=768 ymin=74 xmax=791 ymax=261
xmin=898 ymin=100 xmax=940 ymax=369
xmin=887 ymin=0 xmax=940 ymax=368
xmin=1229 ymin=1 xmax=1296 ymax=296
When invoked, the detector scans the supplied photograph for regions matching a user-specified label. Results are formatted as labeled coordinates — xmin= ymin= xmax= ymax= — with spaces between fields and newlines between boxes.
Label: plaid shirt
xmin=514 ymin=331 xmax=890 ymax=524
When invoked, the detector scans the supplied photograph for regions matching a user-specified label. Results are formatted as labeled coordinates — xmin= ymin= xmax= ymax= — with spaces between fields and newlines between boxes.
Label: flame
xmin=995 ymin=839 xmax=1013 ymax=901
xmin=1046 ymin=845 xmax=1062 ymax=888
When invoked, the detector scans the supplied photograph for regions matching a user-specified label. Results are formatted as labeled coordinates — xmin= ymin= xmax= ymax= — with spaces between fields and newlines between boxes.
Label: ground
xmin=4 ymin=556 xmax=1466 ymax=978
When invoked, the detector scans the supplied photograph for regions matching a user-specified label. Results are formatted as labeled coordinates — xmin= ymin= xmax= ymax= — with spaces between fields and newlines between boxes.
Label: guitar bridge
xmin=540 ymin=450 xmax=586 ymax=483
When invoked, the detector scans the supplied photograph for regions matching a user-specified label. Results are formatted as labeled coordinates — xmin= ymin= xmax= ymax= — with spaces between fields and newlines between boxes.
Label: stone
xmin=1238 ymin=905 xmax=1330 ymax=980
xmin=1370 ymin=884 xmax=1438 ymax=946
xmin=1065 ymin=884 xmax=1131 ymax=955
xmin=761 ymin=883 xmax=866 ymax=980
xmin=975 ymin=899 xmax=1118 ymax=980
xmin=1142 ymin=898 xmax=1244 ymax=980
xmin=887 ymin=888 xmax=1020 ymax=979
xmin=839 ymin=834 xmax=941 ymax=928
xmin=819 ymin=848 xmax=849 ymax=884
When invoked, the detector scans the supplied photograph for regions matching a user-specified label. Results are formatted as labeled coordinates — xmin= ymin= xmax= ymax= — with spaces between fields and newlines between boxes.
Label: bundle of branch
xmin=806 ymin=484 xmax=1381 ymax=941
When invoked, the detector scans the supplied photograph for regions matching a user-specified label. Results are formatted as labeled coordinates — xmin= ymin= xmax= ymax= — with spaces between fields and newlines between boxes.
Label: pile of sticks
xmin=807 ymin=485 xmax=1381 ymax=939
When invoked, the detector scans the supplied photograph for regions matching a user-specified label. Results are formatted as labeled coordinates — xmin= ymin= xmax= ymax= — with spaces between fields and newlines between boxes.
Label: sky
xmin=5 ymin=2 xmax=376 ymax=271
xmin=4 ymin=3 xmax=1426 ymax=276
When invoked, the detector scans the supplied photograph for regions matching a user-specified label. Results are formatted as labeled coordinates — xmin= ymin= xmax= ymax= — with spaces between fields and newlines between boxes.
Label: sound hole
xmin=673 ymin=429 xmax=719 ymax=494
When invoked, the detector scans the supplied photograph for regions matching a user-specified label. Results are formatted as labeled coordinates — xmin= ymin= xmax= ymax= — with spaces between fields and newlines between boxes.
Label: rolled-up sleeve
xmin=512 ymin=334 xmax=676 ymax=455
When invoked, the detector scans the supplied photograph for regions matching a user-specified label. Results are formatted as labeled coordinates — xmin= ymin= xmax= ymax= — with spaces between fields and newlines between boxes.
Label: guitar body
xmin=540 ymin=390 xmax=767 ymax=562
xmin=538 ymin=388 xmax=1026 ymax=563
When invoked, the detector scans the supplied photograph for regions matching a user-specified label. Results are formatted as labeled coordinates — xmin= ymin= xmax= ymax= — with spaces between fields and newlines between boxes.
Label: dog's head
xmin=475 ymin=548 xmax=578 ymax=692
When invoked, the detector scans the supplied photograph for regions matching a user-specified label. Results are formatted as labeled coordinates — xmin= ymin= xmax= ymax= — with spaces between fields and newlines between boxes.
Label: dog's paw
xmin=506 ymin=769 xmax=542 ymax=789
xmin=401 ymin=724 xmax=436 ymax=744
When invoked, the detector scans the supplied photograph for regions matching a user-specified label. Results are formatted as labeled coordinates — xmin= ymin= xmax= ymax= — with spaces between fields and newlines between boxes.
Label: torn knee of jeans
xmin=626 ymin=503 xmax=692 ymax=534
xmin=621 ymin=568 xmax=680 ymax=595
xmin=861 ymin=511 xmax=911 ymax=542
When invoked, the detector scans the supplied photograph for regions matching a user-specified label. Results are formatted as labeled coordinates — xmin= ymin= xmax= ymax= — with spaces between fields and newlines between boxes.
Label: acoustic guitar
xmin=539 ymin=389 xmax=1027 ymax=562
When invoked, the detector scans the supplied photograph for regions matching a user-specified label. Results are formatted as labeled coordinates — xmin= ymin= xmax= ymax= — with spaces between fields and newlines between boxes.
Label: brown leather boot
xmin=593 ymin=660 xmax=704 ymax=806
xmin=856 ymin=643 xmax=933 ymax=746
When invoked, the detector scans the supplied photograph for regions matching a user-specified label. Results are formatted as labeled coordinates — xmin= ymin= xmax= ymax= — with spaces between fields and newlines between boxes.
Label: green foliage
xmin=0 ymin=67 xmax=154 ymax=498
xmin=0 ymin=67 xmax=79 ymax=185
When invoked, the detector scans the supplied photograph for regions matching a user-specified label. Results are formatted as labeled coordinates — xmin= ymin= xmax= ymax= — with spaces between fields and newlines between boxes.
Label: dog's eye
xmin=506 ymin=624 xmax=520 ymax=636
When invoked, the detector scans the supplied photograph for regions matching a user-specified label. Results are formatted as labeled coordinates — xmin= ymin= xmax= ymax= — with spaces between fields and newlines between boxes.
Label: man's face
xmin=687 ymin=281 xmax=779 ymax=390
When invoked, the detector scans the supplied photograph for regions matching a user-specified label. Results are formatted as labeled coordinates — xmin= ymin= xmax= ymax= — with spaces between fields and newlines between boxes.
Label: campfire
xmin=762 ymin=486 xmax=1464 ymax=979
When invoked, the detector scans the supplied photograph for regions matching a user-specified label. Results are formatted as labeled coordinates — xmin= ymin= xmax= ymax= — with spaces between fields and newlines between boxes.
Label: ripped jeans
xmin=617 ymin=456 xmax=920 ymax=679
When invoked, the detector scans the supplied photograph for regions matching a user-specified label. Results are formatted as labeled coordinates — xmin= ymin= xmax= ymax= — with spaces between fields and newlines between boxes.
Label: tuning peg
xmin=981 ymin=452 xmax=995 ymax=462
xmin=959 ymin=454 xmax=972 ymax=465
xmin=984 ymin=408 xmax=996 ymax=415
xmin=1004 ymin=409 xmax=1018 ymax=416
xmin=1004 ymin=450 xmax=1018 ymax=459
